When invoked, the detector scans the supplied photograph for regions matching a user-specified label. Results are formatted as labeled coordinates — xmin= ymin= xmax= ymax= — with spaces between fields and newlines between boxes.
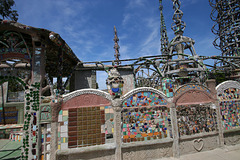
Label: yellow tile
xmin=105 ymin=109 xmax=109 ymax=113
xmin=109 ymin=108 xmax=114 ymax=113
xmin=58 ymin=145 xmax=61 ymax=150
xmin=63 ymin=138 xmax=65 ymax=143
xmin=63 ymin=110 xmax=68 ymax=116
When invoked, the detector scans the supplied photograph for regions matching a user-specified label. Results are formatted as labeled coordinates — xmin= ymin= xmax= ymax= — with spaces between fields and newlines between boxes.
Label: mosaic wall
xmin=9 ymin=129 xmax=22 ymax=142
xmin=0 ymin=124 xmax=23 ymax=140
xmin=218 ymin=88 xmax=240 ymax=101
xmin=177 ymin=105 xmax=218 ymax=136
xmin=68 ymin=107 xmax=105 ymax=148
xmin=162 ymin=79 xmax=174 ymax=98
xmin=220 ymin=101 xmax=240 ymax=130
xmin=218 ymin=88 xmax=240 ymax=130
xmin=122 ymin=91 xmax=171 ymax=143
xmin=40 ymin=124 xmax=51 ymax=160
xmin=0 ymin=107 xmax=18 ymax=124
xmin=58 ymin=106 xmax=114 ymax=149
xmin=58 ymin=110 xmax=68 ymax=150
xmin=104 ymin=106 xmax=114 ymax=140
xmin=123 ymin=92 xmax=167 ymax=107
xmin=122 ymin=106 xmax=171 ymax=143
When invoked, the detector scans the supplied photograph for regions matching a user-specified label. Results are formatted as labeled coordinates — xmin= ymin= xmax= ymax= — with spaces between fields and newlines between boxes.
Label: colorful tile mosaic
xmin=218 ymin=88 xmax=240 ymax=101
xmin=162 ymin=79 xmax=175 ymax=97
xmin=40 ymin=124 xmax=51 ymax=160
xmin=177 ymin=105 xmax=217 ymax=136
xmin=58 ymin=110 xmax=68 ymax=150
xmin=0 ymin=124 xmax=24 ymax=141
xmin=68 ymin=107 xmax=105 ymax=148
xmin=218 ymin=88 xmax=240 ymax=130
xmin=0 ymin=107 xmax=18 ymax=124
xmin=220 ymin=101 xmax=240 ymax=130
xmin=104 ymin=106 xmax=114 ymax=139
xmin=122 ymin=106 xmax=171 ymax=143
xmin=123 ymin=92 xmax=167 ymax=107
xmin=9 ymin=131 xmax=22 ymax=142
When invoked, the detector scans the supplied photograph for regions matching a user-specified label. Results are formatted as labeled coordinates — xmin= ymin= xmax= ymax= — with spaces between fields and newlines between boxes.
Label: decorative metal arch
xmin=0 ymin=31 xmax=31 ymax=62
xmin=121 ymin=87 xmax=171 ymax=104
xmin=216 ymin=80 xmax=240 ymax=95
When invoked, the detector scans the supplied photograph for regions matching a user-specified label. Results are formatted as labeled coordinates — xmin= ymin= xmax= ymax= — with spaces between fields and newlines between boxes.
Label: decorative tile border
xmin=123 ymin=91 xmax=167 ymax=107
xmin=174 ymin=84 xmax=211 ymax=97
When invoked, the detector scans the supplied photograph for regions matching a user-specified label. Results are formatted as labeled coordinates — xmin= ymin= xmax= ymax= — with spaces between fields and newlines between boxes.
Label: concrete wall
xmin=223 ymin=129 xmax=240 ymax=146
xmin=70 ymin=70 xmax=97 ymax=91
xmin=119 ymin=70 xmax=135 ymax=95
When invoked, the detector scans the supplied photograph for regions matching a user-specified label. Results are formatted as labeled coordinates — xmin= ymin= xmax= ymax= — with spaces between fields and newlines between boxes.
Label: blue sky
xmin=14 ymin=0 xmax=220 ymax=89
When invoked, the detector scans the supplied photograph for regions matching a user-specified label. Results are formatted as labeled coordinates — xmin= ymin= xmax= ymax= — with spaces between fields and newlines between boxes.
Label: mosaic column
xmin=215 ymin=101 xmax=224 ymax=146
xmin=112 ymin=98 xmax=122 ymax=160
xmin=22 ymin=84 xmax=40 ymax=160
xmin=169 ymin=103 xmax=180 ymax=158
xmin=22 ymin=38 xmax=43 ymax=160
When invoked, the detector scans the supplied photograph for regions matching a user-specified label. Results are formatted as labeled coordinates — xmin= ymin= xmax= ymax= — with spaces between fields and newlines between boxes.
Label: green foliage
xmin=0 ymin=0 xmax=18 ymax=21
xmin=213 ymin=71 xmax=230 ymax=85
xmin=8 ymin=79 xmax=24 ymax=92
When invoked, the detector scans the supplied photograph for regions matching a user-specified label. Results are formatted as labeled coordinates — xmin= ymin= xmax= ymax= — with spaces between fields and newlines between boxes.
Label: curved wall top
xmin=173 ymin=83 xmax=215 ymax=105
xmin=121 ymin=87 xmax=171 ymax=107
xmin=62 ymin=89 xmax=112 ymax=110
xmin=216 ymin=80 xmax=240 ymax=95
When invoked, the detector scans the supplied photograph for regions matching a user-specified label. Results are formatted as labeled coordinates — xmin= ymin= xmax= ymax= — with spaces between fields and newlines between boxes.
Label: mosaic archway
xmin=59 ymin=89 xmax=113 ymax=149
xmin=216 ymin=80 xmax=240 ymax=131
xmin=121 ymin=87 xmax=172 ymax=143
xmin=173 ymin=84 xmax=217 ymax=136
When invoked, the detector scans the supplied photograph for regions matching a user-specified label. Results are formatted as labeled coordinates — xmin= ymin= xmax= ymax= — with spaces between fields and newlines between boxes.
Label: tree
xmin=0 ymin=0 xmax=18 ymax=21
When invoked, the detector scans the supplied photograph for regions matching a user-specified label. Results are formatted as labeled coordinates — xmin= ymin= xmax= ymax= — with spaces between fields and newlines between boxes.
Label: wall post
xmin=50 ymin=98 xmax=62 ymax=160
xmin=112 ymin=98 xmax=122 ymax=160
xmin=169 ymin=102 xmax=180 ymax=158
xmin=215 ymin=101 xmax=224 ymax=146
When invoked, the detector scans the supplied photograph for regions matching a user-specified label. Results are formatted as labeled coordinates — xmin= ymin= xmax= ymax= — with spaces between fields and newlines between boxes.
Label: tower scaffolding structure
xmin=160 ymin=0 xmax=207 ymax=85
xmin=159 ymin=0 xmax=170 ymax=59
xmin=209 ymin=0 xmax=240 ymax=79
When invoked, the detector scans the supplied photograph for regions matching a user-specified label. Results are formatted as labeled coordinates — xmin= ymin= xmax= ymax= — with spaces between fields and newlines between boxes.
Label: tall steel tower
xmin=161 ymin=0 xmax=206 ymax=84
xmin=210 ymin=0 xmax=240 ymax=79
xmin=159 ymin=0 xmax=169 ymax=58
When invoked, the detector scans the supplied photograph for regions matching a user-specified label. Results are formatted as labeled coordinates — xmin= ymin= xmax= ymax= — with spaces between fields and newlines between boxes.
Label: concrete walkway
xmin=158 ymin=144 xmax=240 ymax=160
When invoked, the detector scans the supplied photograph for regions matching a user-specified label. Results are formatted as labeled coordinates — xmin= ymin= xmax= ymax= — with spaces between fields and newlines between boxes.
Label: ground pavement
xmin=157 ymin=144 xmax=240 ymax=160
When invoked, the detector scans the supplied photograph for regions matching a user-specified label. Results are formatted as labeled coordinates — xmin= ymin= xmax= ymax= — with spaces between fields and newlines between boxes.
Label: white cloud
xmin=181 ymin=0 xmax=199 ymax=8
xmin=126 ymin=0 xmax=145 ymax=9
xmin=122 ymin=14 xmax=131 ymax=26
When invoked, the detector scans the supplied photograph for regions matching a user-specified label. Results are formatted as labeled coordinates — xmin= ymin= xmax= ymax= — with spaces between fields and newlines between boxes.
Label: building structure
xmin=0 ymin=0 xmax=240 ymax=160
